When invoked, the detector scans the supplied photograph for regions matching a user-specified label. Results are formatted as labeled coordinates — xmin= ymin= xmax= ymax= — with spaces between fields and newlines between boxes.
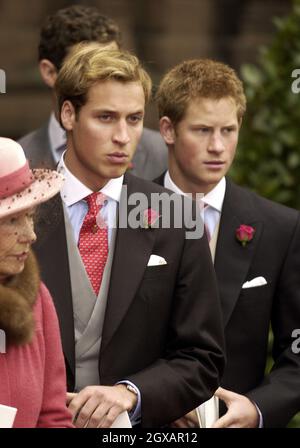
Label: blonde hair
xmin=55 ymin=42 xmax=152 ymax=117
xmin=156 ymin=59 xmax=246 ymax=125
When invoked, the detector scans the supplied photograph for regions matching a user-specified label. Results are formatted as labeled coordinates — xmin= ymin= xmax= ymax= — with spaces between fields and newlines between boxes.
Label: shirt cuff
xmin=254 ymin=402 xmax=264 ymax=428
xmin=116 ymin=380 xmax=141 ymax=425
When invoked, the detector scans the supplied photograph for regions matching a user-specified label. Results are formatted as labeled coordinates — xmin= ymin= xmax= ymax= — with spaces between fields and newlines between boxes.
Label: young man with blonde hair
xmin=19 ymin=5 xmax=167 ymax=180
xmin=33 ymin=46 xmax=225 ymax=428
xmin=156 ymin=58 xmax=300 ymax=428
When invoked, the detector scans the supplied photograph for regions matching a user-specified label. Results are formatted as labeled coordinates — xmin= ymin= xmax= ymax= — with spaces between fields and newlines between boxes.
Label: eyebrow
xmin=190 ymin=123 xmax=238 ymax=128
xmin=92 ymin=108 xmax=144 ymax=115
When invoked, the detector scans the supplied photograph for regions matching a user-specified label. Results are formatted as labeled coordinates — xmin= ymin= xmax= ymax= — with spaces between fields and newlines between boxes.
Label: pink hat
xmin=0 ymin=137 xmax=64 ymax=219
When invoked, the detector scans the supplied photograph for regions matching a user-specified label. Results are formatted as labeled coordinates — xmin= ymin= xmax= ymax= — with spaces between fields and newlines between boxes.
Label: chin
xmin=108 ymin=167 xmax=127 ymax=178
xmin=206 ymin=173 xmax=224 ymax=184
xmin=10 ymin=262 xmax=25 ymax=276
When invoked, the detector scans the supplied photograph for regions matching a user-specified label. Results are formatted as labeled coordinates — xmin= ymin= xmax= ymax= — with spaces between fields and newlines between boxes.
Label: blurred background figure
xmin=0 ymin=137 xmax=73 ymax=428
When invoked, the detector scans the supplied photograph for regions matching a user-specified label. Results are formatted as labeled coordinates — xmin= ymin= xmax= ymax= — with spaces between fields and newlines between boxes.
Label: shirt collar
xmin=57 ymin=153 xmax=124 ymax=206
xmin=164 ymin=170 xmax=226 ymax=213
xmin=48 ymin=112 xmax=66 ymax=152
xmin=203 ymin=177 xmax=226 ymax=213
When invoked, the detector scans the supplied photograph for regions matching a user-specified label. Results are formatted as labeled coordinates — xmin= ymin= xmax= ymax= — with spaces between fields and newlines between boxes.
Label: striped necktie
xmin=200 ymin=201 xmax=211 ymax=242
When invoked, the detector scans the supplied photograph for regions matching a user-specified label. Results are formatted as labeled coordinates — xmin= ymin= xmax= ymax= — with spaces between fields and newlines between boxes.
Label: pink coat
xmin=0 ymin=283 xmax=73 ymax=427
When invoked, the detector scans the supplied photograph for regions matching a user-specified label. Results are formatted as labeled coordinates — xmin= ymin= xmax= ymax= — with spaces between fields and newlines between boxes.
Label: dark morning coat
xmin=34 ymin=173 xmax=225 ymax=427
xmin=156 ymin=174 xmax=300 ymax=427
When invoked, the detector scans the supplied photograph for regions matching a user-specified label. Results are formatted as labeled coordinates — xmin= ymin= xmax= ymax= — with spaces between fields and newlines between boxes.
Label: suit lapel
xmin=214 ymin=180 xmax=263 ymax=326
xmin=35 ymin=194 xmax=75 ymax=374
xmin=154 ymin=172 xmax=166 ymax=186
xmin=101 ymin=174 xmax=156 ymax=352
xmin=154 ymin=174 xmax=263 ymax=328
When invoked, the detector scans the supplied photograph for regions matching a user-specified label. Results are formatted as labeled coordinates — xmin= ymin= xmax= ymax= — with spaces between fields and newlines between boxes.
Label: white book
xmin=0 ymin=404 xmax=17 ymax=428
xmin=196 ymin=396 xmax=219 ymax=428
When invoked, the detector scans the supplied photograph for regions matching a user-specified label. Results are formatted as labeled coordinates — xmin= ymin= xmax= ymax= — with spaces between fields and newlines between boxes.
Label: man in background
xmin=155 ymin=58 xmax=300 ymax=427
xmin=19 ymin=5 xmax=167 ymax=180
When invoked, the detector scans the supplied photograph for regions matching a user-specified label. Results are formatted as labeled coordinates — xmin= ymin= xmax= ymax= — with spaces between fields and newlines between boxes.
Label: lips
xmin=204 ymin=161 xmax=225 ymax=169
xmin=12 ymin=252 xmax=29 ymax=261
xmin=107 ymin=152 xmax=129 ymax=164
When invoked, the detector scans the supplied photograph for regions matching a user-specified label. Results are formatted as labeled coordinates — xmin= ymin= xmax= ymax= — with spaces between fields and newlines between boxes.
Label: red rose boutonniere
xmin=143 ymin=208 xmax=160 ymax=228
xmin=236 ymin=224 xmax=255 ymax=247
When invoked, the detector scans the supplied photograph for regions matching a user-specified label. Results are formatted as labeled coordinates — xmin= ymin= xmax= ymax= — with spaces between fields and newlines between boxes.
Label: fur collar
xmin=0 ymin=250 xmax=40 ymax=346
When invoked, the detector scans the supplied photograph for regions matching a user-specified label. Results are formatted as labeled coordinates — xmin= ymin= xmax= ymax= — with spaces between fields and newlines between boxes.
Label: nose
xmin=208 ymin=132 xmax=225 ymax=153
xmin=19 ymin=219 xmax=37 ymax=245
xmin=112 ymin=120 xmax=130 ymax=145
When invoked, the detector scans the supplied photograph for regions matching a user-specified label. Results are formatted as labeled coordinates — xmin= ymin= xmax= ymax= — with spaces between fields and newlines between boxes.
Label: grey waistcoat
xmin=63 ymin=206 xmax=116 ymax=391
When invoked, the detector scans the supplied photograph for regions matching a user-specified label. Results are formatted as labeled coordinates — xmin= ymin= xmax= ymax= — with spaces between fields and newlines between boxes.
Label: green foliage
xmin=230 ymin=0 xmax=300 ymax=210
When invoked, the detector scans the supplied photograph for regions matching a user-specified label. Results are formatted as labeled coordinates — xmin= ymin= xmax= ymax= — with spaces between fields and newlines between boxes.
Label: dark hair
xmin=38 ymin=5 xmax=121 ymax=69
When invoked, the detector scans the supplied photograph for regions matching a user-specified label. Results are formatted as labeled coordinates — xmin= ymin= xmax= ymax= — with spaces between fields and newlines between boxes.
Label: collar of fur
xmin=0 ymin=250 xmax=40 ymax=346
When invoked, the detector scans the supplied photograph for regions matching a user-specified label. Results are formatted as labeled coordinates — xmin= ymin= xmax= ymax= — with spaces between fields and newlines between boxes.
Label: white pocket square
xmin=147 ymin=254 xmax=167 ymax=266
xmin=242 ymin=276 xmax=267 ymax=289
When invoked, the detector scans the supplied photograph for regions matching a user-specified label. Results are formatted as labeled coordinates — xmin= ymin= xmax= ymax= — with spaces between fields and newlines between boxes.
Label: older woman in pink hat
xmin=0 ymin=137 xmax=73 ymax=428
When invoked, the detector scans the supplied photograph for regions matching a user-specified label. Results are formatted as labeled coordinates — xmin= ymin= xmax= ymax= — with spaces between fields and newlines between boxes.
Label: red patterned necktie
xmin=78 ymin=192 xmax=108 ymax=295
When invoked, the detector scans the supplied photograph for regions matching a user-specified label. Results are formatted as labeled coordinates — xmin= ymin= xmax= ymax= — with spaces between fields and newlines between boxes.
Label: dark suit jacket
xmin=19 ymin=123 xmax=168 ymax=180
xmin=33 ymin=173 xmax=225 ymax=427
xmin=155 ymin=174 xmax=300 ymax=427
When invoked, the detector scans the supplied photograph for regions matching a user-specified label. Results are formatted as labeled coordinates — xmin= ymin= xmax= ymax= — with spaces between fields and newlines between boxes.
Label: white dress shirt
xmin=57 ymin=153 xmax=122 ymax=246
xmin=164 ymin=171 xmax=225 ymax=239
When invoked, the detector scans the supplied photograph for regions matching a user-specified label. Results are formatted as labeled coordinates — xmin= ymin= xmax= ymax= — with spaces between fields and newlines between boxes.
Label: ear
xmin=39 ymin=59 xmax=58 ymax=88
xmin=159 ymin=116 xmax=176 ymax=145
xmin=61 ymin=101 xmax=76 ymax=131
